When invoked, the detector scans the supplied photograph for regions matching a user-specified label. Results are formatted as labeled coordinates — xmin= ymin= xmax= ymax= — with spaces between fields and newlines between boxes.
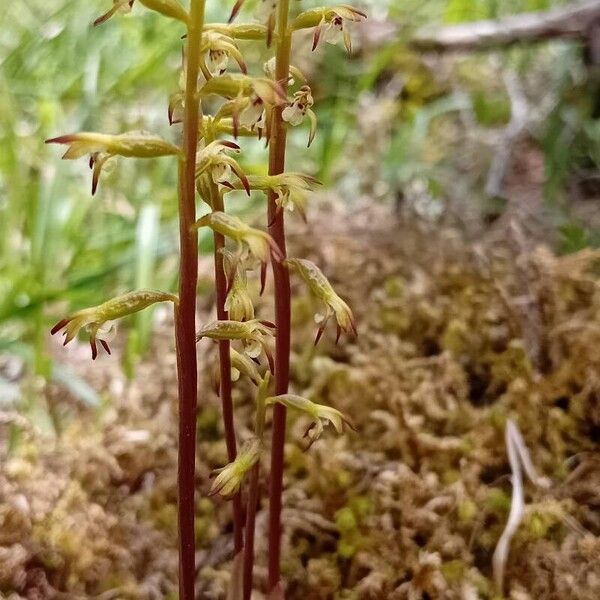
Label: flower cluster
xmin=47 ymin=2 xmax=366 ymax=595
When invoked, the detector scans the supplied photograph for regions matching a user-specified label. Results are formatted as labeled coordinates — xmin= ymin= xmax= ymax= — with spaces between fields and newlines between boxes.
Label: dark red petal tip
xmin=51 ymin=318 xmax=71 ymax=335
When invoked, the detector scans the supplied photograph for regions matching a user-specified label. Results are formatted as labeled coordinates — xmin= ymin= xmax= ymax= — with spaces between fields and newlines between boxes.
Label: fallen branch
xmin=411 ymin=0 xmax=600 ymax=52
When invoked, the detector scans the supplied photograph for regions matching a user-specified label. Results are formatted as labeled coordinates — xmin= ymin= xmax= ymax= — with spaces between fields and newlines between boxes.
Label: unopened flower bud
xmin=230 ymin=348 xmax=263 ymax=385
xmin=209 ymin=438 xmax=261 ymax=498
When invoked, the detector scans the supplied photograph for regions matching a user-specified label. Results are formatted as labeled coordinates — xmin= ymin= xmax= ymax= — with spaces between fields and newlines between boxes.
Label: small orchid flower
xmin=263 ymin=58 xmax=306 ymax=87
xmin=209 ymin=437 xmax=261 ymax=498
xmin=201 ymin=76 xmax=286 ymax=141
xmin=292 ymin=6 xmax=367 ymax=54
xmin=94 ymin=0 xmax=189 ymax=27
xmin=200 ymin=32 xmax=247 ymax=78
xmin=51 ymin=290 xmax=177 ymax=360
xmin=195 ymin=140 xmax=250 ymax=193
xmin=45 ymin=131 xmax=181 ymax=195
xmin=221 ymin=173 xmax=320 ymax=222
xmin=272 ymin=173 xmax=320 ymax=219
xmin=230 ymin=348 xmax=263 ymax=385
xmin=282 ymin=86 xmax=318 ymax=147
xmin=265 ymin=394 xmax=355 ymax=449
xmin=312 ymin=6 xmax=366 ymax=53
xmin=193 ymin=211 xmax=283 ymax=273
xmin=196 ymin=319 xmax=276 ymax=370
xmin=285 ymin=258 xmax=356 ymax=345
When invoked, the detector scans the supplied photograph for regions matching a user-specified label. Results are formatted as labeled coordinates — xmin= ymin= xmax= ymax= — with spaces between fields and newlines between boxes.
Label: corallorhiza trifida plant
xmin=47 ymin=1 xmax=365 ymax=597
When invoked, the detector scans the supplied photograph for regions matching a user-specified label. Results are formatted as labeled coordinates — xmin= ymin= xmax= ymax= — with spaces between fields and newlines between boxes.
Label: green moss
xmin=486 ymin=488 xmax=511 ymax=513
xmin=153 ymin=504 xmax=177 ymax=531
xmin=336 ymin=469 xmax=354 ymax=489
xmin=384 ymin=276 xmax=405 ymax=299
xmin=196 ymin=406 xmax=221 ymax=441
xmin=349 ymin=496 xmax=374 ymax=519
xmin=441 ymin=559 xmax=466 ymax=583
xmin=457 ymin=499 xmax=478 ymax=523
xmin=337 ymin=538 xmax=357 ymax=559
xmin=335 ymin=507 xmax=357 ymax=533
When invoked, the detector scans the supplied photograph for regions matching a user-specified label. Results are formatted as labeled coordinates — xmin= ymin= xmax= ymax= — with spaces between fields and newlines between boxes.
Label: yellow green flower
xmin=209 ymin=438 xmax=261 ymax=498
xmin=195 ymin=140 xmax=250 ymax=193
xmin=200 ymin=31 xmax=247 ymax=77
xmin=230 ymin=348 xmax=263 ymax=385
xmin=221 ymin=249 xmax=255 ymax=322
xmin=51 ymin=290 xmax=177 ymax=360
xmin=285 ymin=258 xmax=356 ymax=344
xmin=196 ymin=318 xmax=276 ymax=370
xmin=45 ymin=131 xmax=181 ymax=195
xmin=193 ymin=211 xmax=283 ymax=266
xmin=265 ymin=394 xmax=354 ymax=449
xmin=292 ymin=6 xmax=367 ymax=54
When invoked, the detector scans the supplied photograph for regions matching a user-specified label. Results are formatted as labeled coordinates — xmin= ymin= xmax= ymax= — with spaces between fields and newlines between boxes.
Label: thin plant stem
xmin=175 ymin=1 xmax=205 ymax=598
xmin=243 ymin=376 xmax=270 ymax=599
xmin=267 ymin=0 xmax=292 ymax=592
xmin=204 ymin=130 xmax=245 ymax=555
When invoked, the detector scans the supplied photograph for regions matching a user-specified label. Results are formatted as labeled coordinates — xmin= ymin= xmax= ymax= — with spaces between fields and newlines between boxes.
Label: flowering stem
xmin=175 ymin=1 xmax=204 ymax=598
xmin=204 ymin=133 xmax=245 ymax=556
xmin=267 ymin=0 xmax=292 ymax=593
xmin=243 ymin=378 xmax=269 ymax=599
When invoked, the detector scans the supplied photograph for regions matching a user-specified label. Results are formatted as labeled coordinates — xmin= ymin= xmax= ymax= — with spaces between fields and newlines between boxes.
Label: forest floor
xmin=1 ymin=201 xmax=600 ymax=600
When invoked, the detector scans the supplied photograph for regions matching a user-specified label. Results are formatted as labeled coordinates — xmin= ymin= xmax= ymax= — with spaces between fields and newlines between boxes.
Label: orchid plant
xmin=46 ymin=1 xmax=365 ymax=597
